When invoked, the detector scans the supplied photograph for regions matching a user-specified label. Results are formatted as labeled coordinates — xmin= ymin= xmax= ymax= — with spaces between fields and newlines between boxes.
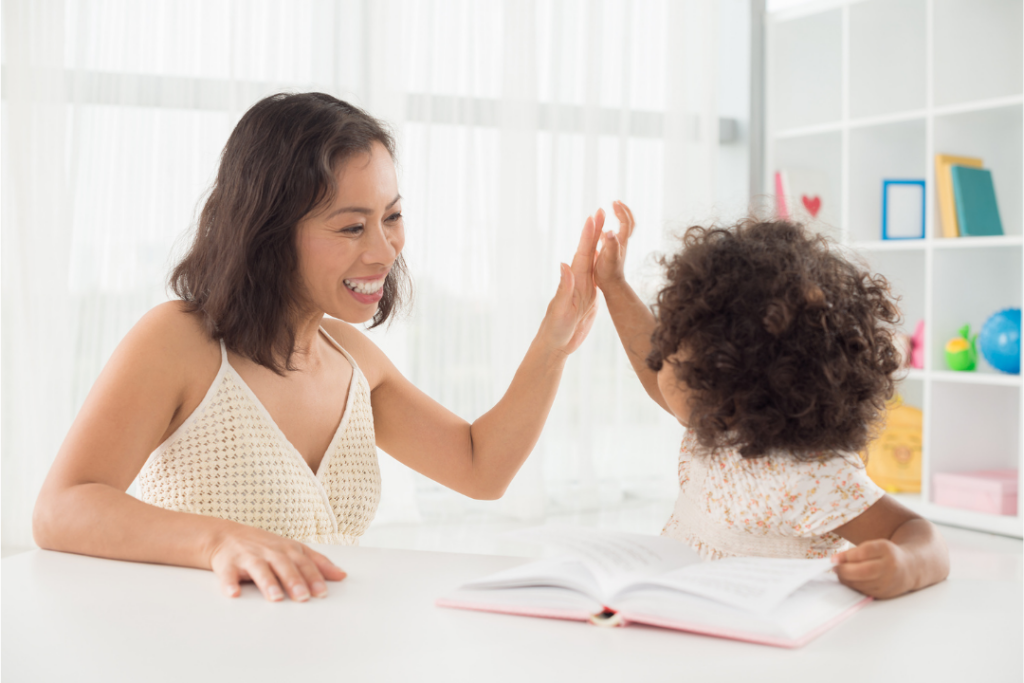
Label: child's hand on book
xmin=831 ymin=539 xmax=914 ymax=599
xmin=594 ymin=200 xmax=635 ymax=291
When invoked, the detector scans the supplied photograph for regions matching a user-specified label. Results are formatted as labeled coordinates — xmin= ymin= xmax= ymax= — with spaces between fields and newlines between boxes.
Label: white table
xmin=2 ymin=544 xmax=1021 ymax=683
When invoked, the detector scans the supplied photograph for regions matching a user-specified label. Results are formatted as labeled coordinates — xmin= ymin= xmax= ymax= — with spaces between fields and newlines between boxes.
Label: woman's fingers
xmin=305 ymin=547 xmax=347 ymax=582
xmin=244 ymin=558 xmax=287 ymax=602
xmin=292 ymin=552 xmax=331 ymax=598
xmin=218 ymin=565 xmax=243 ymax=599
xmin=571 ymin=214 xmax=600 ymax=283
xmin=268 ymin=552 xmax=316 ymax=602
xmin=282 ymin=552 xmax=325 ymax=602
xmin=593 ymin=207 xmax=606 ymax=234
xmin=209 ymin=528 xmax=346 ymax=602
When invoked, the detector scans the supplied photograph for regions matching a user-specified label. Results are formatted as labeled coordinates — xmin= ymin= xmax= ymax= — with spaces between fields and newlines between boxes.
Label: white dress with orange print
xmin=661 ymin=430 xmax=885 ymax=561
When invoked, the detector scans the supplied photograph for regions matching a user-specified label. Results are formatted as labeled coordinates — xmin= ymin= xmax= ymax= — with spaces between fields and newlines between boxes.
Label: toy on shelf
xmin=945 ymin=325 xmax=977 ymax=371
xmin=910 ymin=320 xmax=925 ymax=369
xmin=897 ymin=321 xmax=926 ymax=369
xmin=881 ymin=180 xmax=925 ymax=240
xmin=862 ymin=396 xmax=922 ymax=493
xmin=979 ymin=308 xmax=1021 ymax=375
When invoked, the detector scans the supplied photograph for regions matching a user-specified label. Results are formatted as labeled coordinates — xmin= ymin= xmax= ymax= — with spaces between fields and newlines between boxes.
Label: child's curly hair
xmin=647 ymin=219 xmax=902 ymax=459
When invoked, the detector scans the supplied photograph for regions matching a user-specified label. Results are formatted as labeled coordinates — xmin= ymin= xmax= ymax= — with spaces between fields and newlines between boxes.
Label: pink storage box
xmin=933 ymin=469 xmax=1019 ymax=516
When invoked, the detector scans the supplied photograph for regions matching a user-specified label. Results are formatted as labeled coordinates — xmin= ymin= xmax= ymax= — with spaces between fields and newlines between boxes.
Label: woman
xmin=32 ymin=93 xmax=603 ymax=603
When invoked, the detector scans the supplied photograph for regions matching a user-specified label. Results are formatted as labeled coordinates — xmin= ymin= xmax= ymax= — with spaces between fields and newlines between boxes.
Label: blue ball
xmin=979 ymin=308 xmax=1021 ymax=375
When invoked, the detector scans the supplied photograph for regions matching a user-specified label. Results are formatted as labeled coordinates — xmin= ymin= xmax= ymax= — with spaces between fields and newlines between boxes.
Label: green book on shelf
xmin=950 ymin=165 xmax=1003 ymax=237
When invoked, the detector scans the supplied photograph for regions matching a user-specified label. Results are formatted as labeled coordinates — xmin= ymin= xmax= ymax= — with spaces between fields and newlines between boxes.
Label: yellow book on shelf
xmin=935 ymin=153 xmax=983 ymax=238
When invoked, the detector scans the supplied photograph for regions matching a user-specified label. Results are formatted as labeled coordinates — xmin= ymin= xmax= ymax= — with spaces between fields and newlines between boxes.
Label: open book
xmin=437 ymin=527 xmax=871 ymax=648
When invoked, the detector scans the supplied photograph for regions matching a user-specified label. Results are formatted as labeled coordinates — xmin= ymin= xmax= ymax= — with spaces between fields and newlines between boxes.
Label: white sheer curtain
xmin=1 ymin=0 xmax=718 ymax=548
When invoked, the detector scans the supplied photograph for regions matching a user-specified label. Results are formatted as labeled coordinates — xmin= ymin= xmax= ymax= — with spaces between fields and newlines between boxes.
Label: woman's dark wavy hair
xmin=170 ymin=92 xmax=409 ymax=374
xmin=647 ymin=219 xmax=901 ymax=459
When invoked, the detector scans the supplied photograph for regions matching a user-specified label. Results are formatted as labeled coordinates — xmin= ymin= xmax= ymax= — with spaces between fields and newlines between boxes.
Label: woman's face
xmin=296 ymin=140 xmax=404 ymax=324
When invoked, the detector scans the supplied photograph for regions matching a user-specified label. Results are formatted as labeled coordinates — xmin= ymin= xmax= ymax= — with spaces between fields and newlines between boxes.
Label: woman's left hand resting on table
xmin=831 ymin=494 xmax=950 ymax=599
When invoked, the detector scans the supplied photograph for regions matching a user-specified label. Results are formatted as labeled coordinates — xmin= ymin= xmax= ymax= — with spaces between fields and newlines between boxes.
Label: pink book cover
xmin=435 ymin=594 xmax=873 ymax=649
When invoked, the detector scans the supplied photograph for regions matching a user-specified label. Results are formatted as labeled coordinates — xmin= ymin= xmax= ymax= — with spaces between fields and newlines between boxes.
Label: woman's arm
xmin=594 ymin=202 xmax=671 ymax=414
xmin=33 ymin=303 xmax=343 ymax=602
xmin=358 ymin=213 xmax=602 ymax=499
xmin=831 ymin=495 xmax=950 ymax=599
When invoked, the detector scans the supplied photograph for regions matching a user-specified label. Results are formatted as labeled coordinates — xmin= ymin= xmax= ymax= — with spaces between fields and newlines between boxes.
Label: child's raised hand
xmin=832 ymin=539 xmax=915 ymax=599
xmin=594 ymin=200 xmax=636 ymax=291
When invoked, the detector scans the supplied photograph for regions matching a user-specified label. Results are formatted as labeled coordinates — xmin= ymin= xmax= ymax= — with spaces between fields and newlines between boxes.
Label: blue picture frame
xmin=882 ymin=179 xmax=926 ymax=240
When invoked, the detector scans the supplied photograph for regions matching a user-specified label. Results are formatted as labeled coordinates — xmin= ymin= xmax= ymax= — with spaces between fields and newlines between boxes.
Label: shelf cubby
xmin=933 ymin=104 xmax=1023 ymax=238
xmin=928 ymin=382 xmax=1021 ymax=475
xmin=768 ymin=0 xmax=1024 ymax=536
xmin=848 ymin=119 xmax=927 ymax=242
xmin=931 ymin=247 xmax=1023 ymax=375
xmin=771 ymin=131 xmax=843 ymax=239
xmin=769 ymin=9 xmax=842 ymax=132
xmin=848 ymin=0 xmax=927 ymax=120
xmin=933 ymin=0 xmax=1024 ymax=107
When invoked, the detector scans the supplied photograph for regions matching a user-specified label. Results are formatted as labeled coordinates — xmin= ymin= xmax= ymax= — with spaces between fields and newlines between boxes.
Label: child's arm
xmin=831 ymin=495 xmax=950 ymax=599
xmin=594 ymin=202 xmax=672 ymax=415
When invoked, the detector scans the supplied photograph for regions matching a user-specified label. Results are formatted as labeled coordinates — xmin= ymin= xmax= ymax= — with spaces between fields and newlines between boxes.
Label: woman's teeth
xmin=344 ymin=278 xmax=385 ymax=295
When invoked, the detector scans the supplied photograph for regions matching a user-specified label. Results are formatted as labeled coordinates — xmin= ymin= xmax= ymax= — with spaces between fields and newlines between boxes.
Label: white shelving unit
xmin=766 ymin=0 xmax=1023 ymax=537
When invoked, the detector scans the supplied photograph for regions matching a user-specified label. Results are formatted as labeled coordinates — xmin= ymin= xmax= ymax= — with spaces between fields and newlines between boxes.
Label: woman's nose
xmin=363 ymin=220 xmax=398 ymax=264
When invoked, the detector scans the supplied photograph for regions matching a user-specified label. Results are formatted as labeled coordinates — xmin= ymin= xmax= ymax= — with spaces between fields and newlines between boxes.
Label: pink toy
xmin=910 ymin=320 xmax=925 ymax=369
xmin=933 ymin=469 xmax=1018 ymax=516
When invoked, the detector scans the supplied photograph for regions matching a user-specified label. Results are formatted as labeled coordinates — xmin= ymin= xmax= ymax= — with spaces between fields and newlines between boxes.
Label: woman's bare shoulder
xmin=119 ymin=301 xmax=220 ymax=378
xmin=320 ymin=317 xmax=395 ymax=389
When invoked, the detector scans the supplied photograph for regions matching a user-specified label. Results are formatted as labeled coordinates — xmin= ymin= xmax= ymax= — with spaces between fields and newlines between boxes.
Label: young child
xmin=593 ymin=202 xmax=949 ymax=599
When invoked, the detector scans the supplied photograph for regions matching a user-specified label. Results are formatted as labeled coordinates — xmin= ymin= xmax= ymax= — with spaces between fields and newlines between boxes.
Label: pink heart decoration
xmin=801 ymin=195 xmax=821 ymax=217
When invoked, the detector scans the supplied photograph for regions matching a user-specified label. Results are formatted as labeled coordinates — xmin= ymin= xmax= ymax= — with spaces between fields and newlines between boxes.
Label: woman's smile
xmin=343 ymin=274 xmax=388 ymax=303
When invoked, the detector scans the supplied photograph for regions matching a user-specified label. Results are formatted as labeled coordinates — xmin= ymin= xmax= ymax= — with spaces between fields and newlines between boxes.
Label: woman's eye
xmin=387 ymin=212 xmax=403 ymax=223
xmin=340 ymin=224 xmax=364 ymax=235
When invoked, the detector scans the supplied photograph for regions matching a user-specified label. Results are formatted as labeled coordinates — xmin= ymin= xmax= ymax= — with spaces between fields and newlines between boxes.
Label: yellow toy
xmin=861 ymin=396 xmax=922 ymax=493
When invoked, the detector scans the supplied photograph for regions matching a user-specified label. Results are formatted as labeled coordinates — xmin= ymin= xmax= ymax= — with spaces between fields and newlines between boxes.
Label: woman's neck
xmin=286 ymin=311 xmax=328 ymax=372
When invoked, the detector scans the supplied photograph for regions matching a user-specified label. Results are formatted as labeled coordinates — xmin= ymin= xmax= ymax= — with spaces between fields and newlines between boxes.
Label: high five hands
xmin=541 ymin=201 xmax=637 ymax=356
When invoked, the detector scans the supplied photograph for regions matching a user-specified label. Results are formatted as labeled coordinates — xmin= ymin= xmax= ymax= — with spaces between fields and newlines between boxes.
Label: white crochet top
xmin=137 ymin=328 xmax=380 ymax=545
xmin=662 ymin=431 xmax=884 ymax=560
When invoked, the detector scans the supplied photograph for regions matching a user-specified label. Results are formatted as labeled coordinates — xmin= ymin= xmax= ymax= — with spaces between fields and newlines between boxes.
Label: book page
xmin=460 ymin=558 xmax=603 ymax=602
xmin=505 ymin=526 xmax=701 ymax=594
xmin=624 ymin=556 xmax=833 ymax=615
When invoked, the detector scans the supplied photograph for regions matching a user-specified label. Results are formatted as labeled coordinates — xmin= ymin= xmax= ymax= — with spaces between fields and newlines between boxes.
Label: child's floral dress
xmin=662 ymin=431 xmax=885 ymax=560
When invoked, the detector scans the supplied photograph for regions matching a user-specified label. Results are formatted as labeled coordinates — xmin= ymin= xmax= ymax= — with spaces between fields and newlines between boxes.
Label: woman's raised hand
xmin=208 ymin=524 xmax=346 ymax=602
xmin=594 ymin=200 xmax=636 ymax=291
xmin=539 ymin=210 xmax=604 ymax=356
